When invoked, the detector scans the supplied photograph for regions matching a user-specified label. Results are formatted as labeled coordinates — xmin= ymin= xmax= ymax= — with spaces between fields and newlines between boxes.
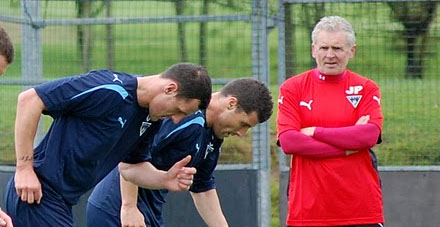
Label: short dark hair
xmin=161 ymin=63 xmax=212 ymax=110
xmin=0 ymin=26 xmax=14 ymax=64
xmin=221 ymin=78 xmax=273 ymax=123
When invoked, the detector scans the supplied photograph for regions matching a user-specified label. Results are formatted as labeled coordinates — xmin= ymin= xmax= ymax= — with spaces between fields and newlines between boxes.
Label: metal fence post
xmin=251 ymin=0 xmax=271 ymax=226
xmin=277 ymin=0 xmax=289 ymax=173
xmin=277 ymin=2 xmax=290 ymax=225
xmin=21 ymin=0 xmax=44 ymax=144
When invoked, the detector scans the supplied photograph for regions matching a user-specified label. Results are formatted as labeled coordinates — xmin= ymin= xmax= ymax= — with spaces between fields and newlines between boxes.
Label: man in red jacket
xmin=277 ymin=16 xmax=384 ymax=227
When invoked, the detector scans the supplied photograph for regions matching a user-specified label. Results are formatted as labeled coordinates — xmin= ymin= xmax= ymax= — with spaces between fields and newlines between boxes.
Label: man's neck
xmin=205 ymin=92 xmax=222 ymax=128
xmin=313 ymin=68 xmax=347 ymax=82
xmin=136 ymin=74 xmax=160 ymax=107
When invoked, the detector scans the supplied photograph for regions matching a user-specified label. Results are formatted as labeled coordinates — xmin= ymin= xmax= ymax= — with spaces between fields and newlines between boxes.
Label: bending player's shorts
xmin=4 ymin=177 xmax=74 ymax=227
xmin=86 ymin=202 xmax=120 ymax=227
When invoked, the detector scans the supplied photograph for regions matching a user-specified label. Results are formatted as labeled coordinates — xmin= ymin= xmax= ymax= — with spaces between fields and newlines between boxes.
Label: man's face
xmin=149 ymin=94 xmax=200 ymax=123
xmin=0 ymin=55 xmax=8 ymax=75
xmin=312 ymin=30 xmax=356 ymax=75
xmin=212 ymin=108 xmax=259 ymax=139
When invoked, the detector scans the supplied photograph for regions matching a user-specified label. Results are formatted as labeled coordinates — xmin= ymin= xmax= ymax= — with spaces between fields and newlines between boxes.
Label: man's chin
xmin=323 ymin=68 xmax=343 ymax=75
xmin=149 ymin=116 xmax=160 ymax=121
xmin=215 ymin=133 xmax=227 ymax=139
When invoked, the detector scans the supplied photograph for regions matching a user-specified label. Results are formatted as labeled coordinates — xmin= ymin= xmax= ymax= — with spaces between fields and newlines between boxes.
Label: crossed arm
xmin=279 ymin=115 xmax=380 ymax=158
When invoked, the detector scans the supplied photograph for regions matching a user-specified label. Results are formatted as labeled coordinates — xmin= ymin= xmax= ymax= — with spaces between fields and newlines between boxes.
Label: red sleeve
xmin=279 ymin=130 xmax=347 ymax=158
xmin=313 ymin=123 xmax=380 ymax=150
xmin=277 ymin=79 xmax=301 ymax=136
xmin=358 ymin=80 xmax=383 ymax=131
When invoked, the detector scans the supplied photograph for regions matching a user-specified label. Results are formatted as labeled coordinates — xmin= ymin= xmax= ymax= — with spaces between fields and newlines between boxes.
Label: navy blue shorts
xmin=86 ymin=202 xmax=120 ymax=227
xmin=4 ymin=177 xmax=74 ymax=227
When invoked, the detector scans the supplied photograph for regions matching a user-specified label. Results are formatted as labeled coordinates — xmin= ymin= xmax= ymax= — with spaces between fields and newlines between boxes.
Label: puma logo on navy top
xmin=118 ymin=117 xmax=127 ymax=128
xmin=112 ymin=73 xmax=123 ymax=84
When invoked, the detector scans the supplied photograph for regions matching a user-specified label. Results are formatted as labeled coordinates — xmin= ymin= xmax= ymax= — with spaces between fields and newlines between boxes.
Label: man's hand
xmin=14 ymin=165 xmax=42 ymax=204
xmin=355 ymin=115 xmax=370 ymax=125
xmin=0 ymin=209 xmax=13 ymax=227
xmin=121 ymin=205 xmax=146 ymax=227
xmin=300 ymin=127 xmax=316 ymax=137
xmin=165 ymin=156 xmax=196 ymax=191
xmin=345 ymin=150 xmax=358 ymax=156
xmin=344 ymin=116 xmax=370 ymax=155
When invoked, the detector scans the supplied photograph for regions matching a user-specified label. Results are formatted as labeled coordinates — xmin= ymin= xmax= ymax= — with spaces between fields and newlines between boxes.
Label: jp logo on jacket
xmin=346 ymin=85 xmax=363 ymax=108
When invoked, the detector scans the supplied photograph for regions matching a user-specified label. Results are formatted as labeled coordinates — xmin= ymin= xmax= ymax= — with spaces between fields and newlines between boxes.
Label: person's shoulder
xmin=288 ymin=70 xmax=311 ymax=80
xmin=281 ymin=70 xmax=312 ymax=88
xmin=346 ymin=70 xmax=366 ymax=79
xmin=347 ymin=70 xmax=380 ymax=88
xmin=81 ymin=69 xmax=134 ymax=79
xmin=160 ymin=111 xmax=206 ymax=135
xmin=178 ymin=110 xmax=206 ymax=128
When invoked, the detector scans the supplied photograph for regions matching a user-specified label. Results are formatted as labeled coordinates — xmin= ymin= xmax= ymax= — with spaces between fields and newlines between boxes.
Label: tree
xmin=199 ymin=0 xmax=209 ymax=66
xmin=76 ymin=0 xmax=93 ymax=72
xmin=105 ymin=0 xmax=114 ymax=70
xmin=284 ymin=3 xmax=295 ymax=77
xmin=300 ymin=2 xmax=325 ymax=68
xmin=75 ymin=0 xmax=106 ymax=72
xmin=175 ymin=0 xmax=187 ymax=62
xmin=389 ymin=2 xmax=437 ymax=79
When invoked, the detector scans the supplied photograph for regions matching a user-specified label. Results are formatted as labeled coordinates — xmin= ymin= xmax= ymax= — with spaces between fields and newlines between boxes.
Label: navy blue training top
xmin=33 ymin=69 xmax=160 ymax=205
xmin=88 ymin=110 xmax=223 ymax=226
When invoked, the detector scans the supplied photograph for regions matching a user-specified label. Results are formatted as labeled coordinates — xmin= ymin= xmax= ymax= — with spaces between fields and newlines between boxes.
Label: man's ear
xmin=311 ymin=44 xmax=316 ymax=59
xmin=227 ymin=96 xmax=239 ymax=110
xmin=164 ymin=81 xmax=178 ymax=95
xmin=349 ymin=44 xmax=357 ymax=59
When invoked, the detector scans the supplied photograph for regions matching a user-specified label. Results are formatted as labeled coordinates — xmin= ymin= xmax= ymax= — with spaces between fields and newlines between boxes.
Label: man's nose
xmin=325 ymin=49 xmax=336 ymax=58
xmin=236 ymin=128 xmax=249 ymax=137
